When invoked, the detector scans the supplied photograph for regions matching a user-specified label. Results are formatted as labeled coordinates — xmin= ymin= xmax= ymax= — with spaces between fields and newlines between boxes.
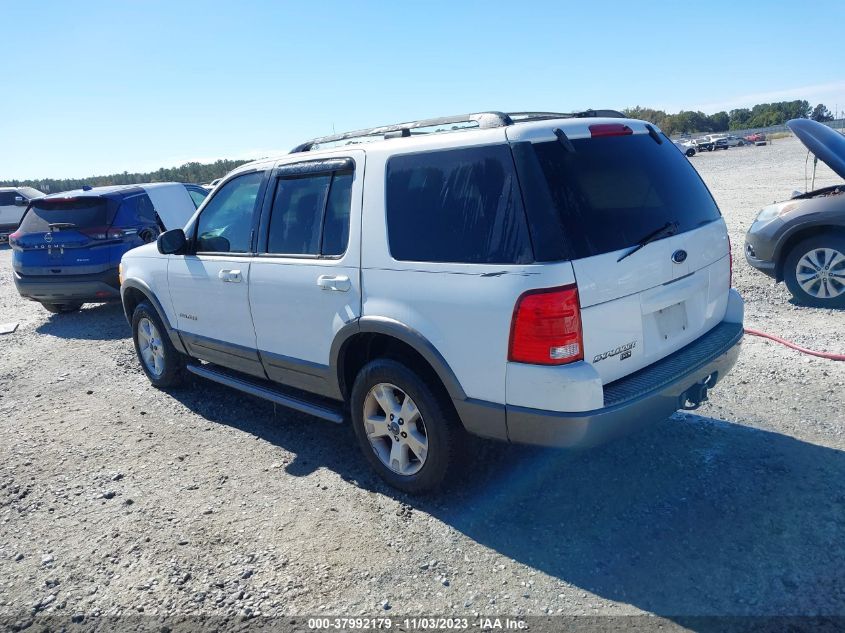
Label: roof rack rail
xmin=290 ymin=111 xmax=513 ymax=153
xmin=508 ymin=110 xmax=626 ymax=121
xmin=289 ymin=109 xmax=627 ymax=153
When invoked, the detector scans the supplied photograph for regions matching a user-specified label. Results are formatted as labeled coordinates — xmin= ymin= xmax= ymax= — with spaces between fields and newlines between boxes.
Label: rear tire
xmin=131 ymin=301 xmax=186 ymax=387
xmin=350 ymin=359 xmax=464 ymax=494
xmin=41 ymin=302 xmax=83 ymax=314
xmin=685 ymin=148 xmax=695 ymax=157
xmin=783 ymin=235 xmax=845 ymax=308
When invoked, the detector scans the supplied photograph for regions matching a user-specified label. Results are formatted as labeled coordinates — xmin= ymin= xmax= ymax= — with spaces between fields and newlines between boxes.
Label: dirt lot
xmin=1 ymin=137 xmax=844 ymax=625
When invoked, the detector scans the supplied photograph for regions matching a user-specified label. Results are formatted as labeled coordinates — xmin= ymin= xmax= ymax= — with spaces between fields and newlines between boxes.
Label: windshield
xmin=532 ymin=134 xmax=721 ymax=259
xmin=18 ymin=198 xmax=112 ymax=234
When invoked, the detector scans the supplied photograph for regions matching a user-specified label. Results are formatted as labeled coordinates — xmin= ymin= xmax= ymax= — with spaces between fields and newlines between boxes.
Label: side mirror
xmin=157 ymin=228 xmax=187 ymax=255
xmin=14 ymin=196 xmax=26 ymax=206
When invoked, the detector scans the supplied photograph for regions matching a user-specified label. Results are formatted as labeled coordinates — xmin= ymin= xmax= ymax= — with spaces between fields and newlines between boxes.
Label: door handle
xmin=218 ymin=269 xmax=242 ymax=283
xmin=317 ymin=274 xmax=351 ymax=292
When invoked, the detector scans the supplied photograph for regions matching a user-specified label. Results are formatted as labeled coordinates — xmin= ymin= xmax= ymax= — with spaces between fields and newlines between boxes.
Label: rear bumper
xmin=13 ymin=268 xmax=121 ymax=303
xmin=504 ymin=320 xmax=744 ymax=448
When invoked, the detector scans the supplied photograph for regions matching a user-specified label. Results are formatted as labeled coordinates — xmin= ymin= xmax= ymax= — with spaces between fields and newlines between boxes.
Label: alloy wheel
xmin=795 ymin=247 xmax=845 ymax=299
xmin=137 ymin=317 xmax=166 ymax=377
xmin=362 ymin=383 xmax=429 ymax=476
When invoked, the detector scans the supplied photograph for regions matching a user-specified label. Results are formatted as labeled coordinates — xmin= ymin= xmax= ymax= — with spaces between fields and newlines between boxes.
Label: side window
xmin=0 ymin=192 xmax=16 ymax=206
xmin=385 ymin=145 xmax=532 ymax=264
xmin=188 ymin=188 xmax=208 ymax=208
xmin=119 ymin=194 xmax=156 ymax=224
xmin=195 ymin=172 xmax=263 ymax=253
xmin=267 ymin=175 xmax=330 ymax=255
xmin=322 ymin=172 xmax=353 ymax=256
xmin=265 ymin=169 xmax=353 ymax=256
xmin=137 ymin=194 xmax=156 ymax=223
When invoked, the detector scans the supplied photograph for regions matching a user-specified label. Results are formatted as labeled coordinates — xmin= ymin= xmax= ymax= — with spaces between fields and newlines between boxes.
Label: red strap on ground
xmin=744 ymin=328 xmax=845 ymax=361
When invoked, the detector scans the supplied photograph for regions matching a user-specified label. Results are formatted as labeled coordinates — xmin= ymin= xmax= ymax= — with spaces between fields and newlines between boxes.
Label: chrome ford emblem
xmin=672 ymin=249 xmax=687 ymax=264
xmin=44 ymin=232 xmax=53 ymax=243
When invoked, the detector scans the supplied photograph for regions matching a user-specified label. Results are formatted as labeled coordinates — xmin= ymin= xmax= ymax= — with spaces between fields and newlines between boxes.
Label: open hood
xmin=787 ymin=118 xmax=845 ymax=181
xmin=143 ymin=184 xmax=197 ymax=230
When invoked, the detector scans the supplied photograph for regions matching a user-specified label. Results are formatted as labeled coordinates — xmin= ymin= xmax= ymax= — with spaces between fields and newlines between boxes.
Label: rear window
xmin=386 ymin=145 xmax=532 ymax=264
xmin=532 ymin=134 xmax=721 ymax=259
xmin=18 ymin=198 xmax=112 ymax=234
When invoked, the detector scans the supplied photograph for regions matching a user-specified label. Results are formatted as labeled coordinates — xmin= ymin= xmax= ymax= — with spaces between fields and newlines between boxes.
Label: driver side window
xmin=195 ymin=172 xmax=263 ymax=253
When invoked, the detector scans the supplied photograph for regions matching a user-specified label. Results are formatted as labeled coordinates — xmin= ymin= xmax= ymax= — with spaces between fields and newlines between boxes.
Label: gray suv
xmin=745 ymin=118 xmax=845 ymax=307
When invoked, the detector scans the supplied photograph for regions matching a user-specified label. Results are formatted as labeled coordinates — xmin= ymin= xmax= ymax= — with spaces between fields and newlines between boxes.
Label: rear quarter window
xmin=385 ymin=145 xmax=532 ymax=264
xmin=116 ymin=194 xmax=156 ymax=225
xmin=531 ymin=134 xmax=721 ymax=259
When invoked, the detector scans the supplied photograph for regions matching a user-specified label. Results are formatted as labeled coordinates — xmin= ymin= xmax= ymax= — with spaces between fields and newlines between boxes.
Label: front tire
xmin=350 ymin=359 xmax=464 ymax=494
xmin=685 ymin=148 xmax=696 ymax=157
xmin=41 ymin=302 xmax=83 ymax=314
xmin=132 ymin=301 xmax=186 ymax=387
xmin=783 ymin=235 xmax=845 ymax=308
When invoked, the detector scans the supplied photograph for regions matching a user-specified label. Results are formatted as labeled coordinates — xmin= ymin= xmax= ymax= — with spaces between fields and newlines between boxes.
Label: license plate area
xmin=47 ymin=244 xmax=66 ymax=261
xmin=655 ymin=301 xmax=688 ymax=341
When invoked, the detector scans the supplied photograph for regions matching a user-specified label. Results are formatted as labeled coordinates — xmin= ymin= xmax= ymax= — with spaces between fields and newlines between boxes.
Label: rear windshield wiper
xmin=617 ymin=221 xmax=679 ymax=262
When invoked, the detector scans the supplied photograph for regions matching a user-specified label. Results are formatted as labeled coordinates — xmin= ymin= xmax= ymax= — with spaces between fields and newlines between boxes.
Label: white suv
xmin=120 ymin=110 xmax=744 ymax=493
xmin=0 ymin=186 xmax=44 ymax=241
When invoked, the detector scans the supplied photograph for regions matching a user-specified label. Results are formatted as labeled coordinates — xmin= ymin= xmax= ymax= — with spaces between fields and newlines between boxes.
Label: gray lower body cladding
xmin=460 ymin=320 xmax=743 ymax=448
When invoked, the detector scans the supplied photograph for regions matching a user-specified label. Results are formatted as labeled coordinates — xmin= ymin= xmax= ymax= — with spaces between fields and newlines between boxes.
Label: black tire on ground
xmin=41 ymin=302 xmax=83 ymax=314
xmin=131 ymin=301 xmax=186 ymax=387
xmin=783 ymin=234 xmax=845 ymax=308
xmin=350 ymin=358 xmax=465 ymax=494
xmin=686 ymin=148 xmax=695 ymax=157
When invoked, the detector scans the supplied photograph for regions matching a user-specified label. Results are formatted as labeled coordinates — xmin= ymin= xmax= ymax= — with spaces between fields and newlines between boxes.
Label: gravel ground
xmin=0 ymin=136 xmax=843 ymax=626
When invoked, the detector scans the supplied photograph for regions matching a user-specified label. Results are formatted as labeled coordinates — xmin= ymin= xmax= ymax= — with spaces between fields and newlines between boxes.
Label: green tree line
xmin=0 ymin=158 xmax=251 ymax=193
xmin=2 ymin=100 xmax=839 ymax=190
xmin=623 ymin=100 xmax=834 ymax=136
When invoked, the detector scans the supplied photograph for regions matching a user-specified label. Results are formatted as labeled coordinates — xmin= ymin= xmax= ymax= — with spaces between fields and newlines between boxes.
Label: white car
xmin=0 ymin=186 xmax=44 ymax=241
xmin=713 ymin=135 xmax=746 ymax=150
xmin=120 ymin=110 xmax=744 ymax=493
xmin=673 ymin=139 xmax=697 ymax=157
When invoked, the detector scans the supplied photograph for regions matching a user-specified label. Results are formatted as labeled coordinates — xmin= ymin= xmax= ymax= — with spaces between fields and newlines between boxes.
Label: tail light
xmin=8 ymin=231 xmax=22 ymax=250
xmin=509 ymin=285 xmax=584 ymax=365
xmin=589 ymin=123 xmax=633 ymax=138
xmin=80 ymin=226 xmax=132 ymax=240
xmin=727 ymin=234 xmax=733 ymax=287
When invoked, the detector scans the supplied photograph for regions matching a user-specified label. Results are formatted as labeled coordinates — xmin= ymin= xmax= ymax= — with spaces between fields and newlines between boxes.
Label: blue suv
xmin=10 ymin=183 xmax=206 ymax=313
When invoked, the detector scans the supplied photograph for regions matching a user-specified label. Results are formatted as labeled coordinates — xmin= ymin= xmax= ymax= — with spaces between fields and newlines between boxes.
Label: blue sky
xmin=1 ymin=0 xmax=843 ymax=180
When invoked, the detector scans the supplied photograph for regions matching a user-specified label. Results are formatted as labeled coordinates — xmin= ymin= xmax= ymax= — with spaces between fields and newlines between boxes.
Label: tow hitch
xmin=682 ymin=373 xmax=717 ymax=410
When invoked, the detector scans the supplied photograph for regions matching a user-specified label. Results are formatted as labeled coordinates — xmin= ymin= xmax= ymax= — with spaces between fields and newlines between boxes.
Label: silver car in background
xmin=745 ymin=119 xmax=845 ymax=307
xmin=0 ymin=186 xmax=44 ymax=241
